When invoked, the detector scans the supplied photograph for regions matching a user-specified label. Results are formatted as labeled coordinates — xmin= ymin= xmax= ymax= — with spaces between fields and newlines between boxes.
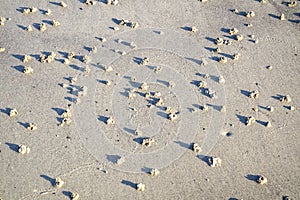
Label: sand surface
xmin=0 ymin=0 xmax=299 ymax=199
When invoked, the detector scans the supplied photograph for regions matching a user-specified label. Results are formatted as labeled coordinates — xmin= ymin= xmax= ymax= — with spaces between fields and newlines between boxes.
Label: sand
xmin=0 ymin=0 xmax=299 ymax=199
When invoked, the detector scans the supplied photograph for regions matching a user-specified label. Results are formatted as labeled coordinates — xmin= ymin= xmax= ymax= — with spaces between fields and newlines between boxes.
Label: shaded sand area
xmin=0 ymin=0 xmax=299 ymax=199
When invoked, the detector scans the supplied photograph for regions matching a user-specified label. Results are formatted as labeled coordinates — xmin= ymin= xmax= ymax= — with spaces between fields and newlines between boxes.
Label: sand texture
xmin=0 ymin=0 xmax=299 ymax=199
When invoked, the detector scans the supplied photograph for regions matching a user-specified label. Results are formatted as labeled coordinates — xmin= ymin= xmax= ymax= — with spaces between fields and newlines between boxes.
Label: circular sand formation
xmin=72 ymin=28 xmax=226 ymax=173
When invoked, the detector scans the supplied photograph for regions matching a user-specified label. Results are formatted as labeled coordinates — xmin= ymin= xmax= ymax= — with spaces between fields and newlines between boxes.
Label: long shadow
xmin=236 ymin=114 xmax=247 ymax=125
xmin=112 ymin=18 xmax=121 ymax=25
xmin=109 ymin=26 xmax=117 ymax=30
xmin=58 ymin=51 xmax=69 ymax=58
xmin=141 ymin=167 xmax=152 ymax=174
xmin=5 ymin=142 xmax=19 ymax=153
xmin=174 ymin=141 xmax=191 ymax=149
xmin=123 ymin=76 xmax=132 ymax=81
xmin=68 ymin=85 xmax=79 ymax=91
xmin=146 ymin=65 xmax=156 ymax=70
xmin=49 ymin=1 xmax=62 ymax=6
xmin=237 ymin=11 xmax=247 ymax=17
xmin=67 ymin=85 xmax=81 ymax=96
xmin=17 ymin=24 xmax=27 ymax=31
xmin=207 ymin=103 xmax=221 ymax=111
xmin=116 ymin=39 xmax=125 ymax=45
xmin=41 ymin=51 xmax=51 ymax=57
xmin=220 ymin=27 xmax=230 ymax=34
xmin=258 ymin=105 xmax=268 ymax=111
xmin=16 ymin=7 xmax=27 ymax=13
xmin=83 ymin=46 xmax=92 ymax=52
xmin=40 ymin=174 xmax=55 ymax=186
xmin=209 ymin=56 xmax=219 ymax=62
xmin=64 ymin=96 xmax=77 ymax=103
xmin=119 ymin=75 xmax=131 ymax=81
xmin=245 ymin=174 xmax=258 ymax=182
xmin=248 ymin=39 xmax=256 ymax=44
xmin=133 ymin=57 xmax=143 ymax=65
xmin=185 ymin=57 xmax=202 ymax=65
xmin=228 ymin=8 xmax=246 ymax=16
xmin=200 ymin=88 xmax=211 ymax=98
xmin=11 ymin=54 xmax=24 ymax=62
xmin=195 ymin=72 xmax=203 ymax=77
xmin=219 ymin=52 xmax=233 ymax=59
xmin=0 ymin=108 xmax=11 ymax=116
xmin=69 ymin=64 xmax=85 ymax=72
xmin=156 ymin=79 xmax=169 ymax=87
xmin=205 ymin=37 xmax=215 ymax=44
xmin=210 ymin=75 xmax=219 ymax=82
xmin=120 ymin=41 xmax=131 ymax=47
xmin=39 ymin=9 xmax=47 ymax=15
xmin=121 ymin=180 xmax=136 ymax=189
xmin=228 ymin=9 xmax=246 ymax=16
xmin=180 ymin=26 xmax=192 ymax=31
xmin=119 ymin=89 xmax=130 ymax=98
xmin=18 ymin=121 xmax=29 ymax=129
xmin=222 ymin=34 xmax=234 ymax=40
xmin=128 ymin=81 xmax=140 ymax=88
xmin=123 ymin=127 xmax=136 ymax=135
xmin=268 ymin=13 xmax=280 ymax=20
xmin=294 ymin=12 xmax=300 ymax=17
xmin=30 ymin=54 xmax=41 ymax=61
xmin=288 ymin=19 xmax=300 ymax=24
xmin=156 ymin=105 xmax=166 ymax=111
xmin=146 ymin=98 xmax=157 ymax=105
xmin=119 ymin=91 xmax=129 ymax=97
xmin=55 ymin=58 xmax=65 ymax=64
xmin=98 ymin=115 xmax=108 ymax=124
xmin=283 ymin=105 xmax=292 ymax=110
xmin=133 ymin=137 xmax=148 ymax=145
xmin=32 ymin=23 xmax=40 ymax=31
xmin=192 ymin=104 xmax=202 ymax=110
xmin=240 ymin=89 xmax=250 ymax=97
xmin=63 ymin=76 xmax=72 ymax=82
xmin=74 ymin=55 xmax=84 ymax=62
xmin=271 ymin=94 xmax=285 ymax=101
xmin=95 ymin=36 xmax=105 ymax=42
xmin=198 ymin=155 xmax=210 ymax=166
xmin=157 ymin=111 xmax=168 ymax=119
xmin=91 ymin=63 xmax=105 ymax=70
xmin=52 ymin=107 xmax=65 ymax=115
xmin=41 ymin=20 xmax=52 ymax=26
xmin=204 ymin=47 xmax=216 ymax=52
xmin=56 ymin=117 xmax=64 ymax=124
xmin=153 ymin=30 xmax=162 ymax=34
xmin=97 ymin=79 xmax=108 ymax=85
xmin=281 ymin=1 xmax=290 ymax=6
xmin=190 ymin=80 xmax=200 ymax=87
xmin=62 ymin=191 xmax=72 ymax=199
xmin=256 ymin=119 xmax=267 ymax=127
xmin=135 ymin=91 xmax=146 ymax=98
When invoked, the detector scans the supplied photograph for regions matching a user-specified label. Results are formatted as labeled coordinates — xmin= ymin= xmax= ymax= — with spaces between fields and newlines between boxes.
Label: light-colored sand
xmin=0 ymin=0 xmax=299 ymax=199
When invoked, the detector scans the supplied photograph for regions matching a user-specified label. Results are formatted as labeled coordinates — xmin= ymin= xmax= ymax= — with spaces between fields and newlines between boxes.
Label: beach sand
xmin=0 ymin=0 xmax=299 ymax=199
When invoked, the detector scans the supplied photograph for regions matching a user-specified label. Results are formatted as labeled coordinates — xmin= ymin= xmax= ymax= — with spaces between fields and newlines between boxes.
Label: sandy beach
xmin=0 ymin=0 xmax=299 ymax=199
